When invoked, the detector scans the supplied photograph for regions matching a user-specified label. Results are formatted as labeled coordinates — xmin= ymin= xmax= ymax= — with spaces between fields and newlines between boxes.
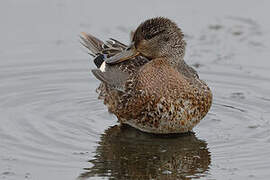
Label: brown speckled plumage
xmin=81 ymin=17 xmax=212 ymax=134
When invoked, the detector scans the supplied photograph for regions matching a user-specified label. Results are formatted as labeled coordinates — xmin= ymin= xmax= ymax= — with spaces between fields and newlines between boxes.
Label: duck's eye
xmin=144 ymin=29 xmax=165 ymax=40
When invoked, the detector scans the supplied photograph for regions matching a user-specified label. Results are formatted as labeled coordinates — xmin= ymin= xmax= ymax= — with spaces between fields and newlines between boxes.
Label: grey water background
xmin=1 ymin=0 xmax=270 ymax=179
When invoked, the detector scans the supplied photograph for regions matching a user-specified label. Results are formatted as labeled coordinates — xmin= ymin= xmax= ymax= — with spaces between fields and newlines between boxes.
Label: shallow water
xmin=1 ymin=0 xmax=270 ymax=180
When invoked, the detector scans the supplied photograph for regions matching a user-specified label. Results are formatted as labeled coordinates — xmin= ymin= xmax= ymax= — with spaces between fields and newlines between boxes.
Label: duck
xmin=80 ymin=17 xmax=212 ymax=134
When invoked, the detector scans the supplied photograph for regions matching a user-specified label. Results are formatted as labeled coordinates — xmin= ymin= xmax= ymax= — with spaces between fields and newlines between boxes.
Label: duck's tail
xmin=80 ymin=32 xmax=127 ymax=68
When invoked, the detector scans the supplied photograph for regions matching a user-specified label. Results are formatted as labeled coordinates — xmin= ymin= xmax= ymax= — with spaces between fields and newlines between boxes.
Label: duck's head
xmin=106 ymin=17 xmax=186 ymax=65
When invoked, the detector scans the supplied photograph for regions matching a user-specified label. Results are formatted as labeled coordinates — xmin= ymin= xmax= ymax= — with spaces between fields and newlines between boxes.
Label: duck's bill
xmin=105 ymin=45 xmax=140 ymax=65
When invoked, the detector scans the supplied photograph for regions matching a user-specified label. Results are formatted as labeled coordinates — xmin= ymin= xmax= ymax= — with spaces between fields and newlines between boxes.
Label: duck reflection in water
xmin=78 ymin=125 xmax=211 ymax=180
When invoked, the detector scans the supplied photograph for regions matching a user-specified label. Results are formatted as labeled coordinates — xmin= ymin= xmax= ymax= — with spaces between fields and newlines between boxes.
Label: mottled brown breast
xmin=115 ymin=58 xmax=212 ymax=133
xmin=136 ymin=58 xmax=189 ymax=95
xmin=116 ymin=58 xmax=190 ymax=119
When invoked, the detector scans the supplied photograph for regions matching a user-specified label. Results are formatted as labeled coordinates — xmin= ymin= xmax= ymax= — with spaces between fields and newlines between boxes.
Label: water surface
xmin=1 ymin=0 xmax=270 ymax=180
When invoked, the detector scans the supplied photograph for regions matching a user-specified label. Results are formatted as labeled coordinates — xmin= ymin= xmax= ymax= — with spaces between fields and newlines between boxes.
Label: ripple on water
xmin=195 ymin=63 xmax=270 ymax=179
xmin=0 ymin=58 xmax=116 ymax=179
xmin=1 ymin=16 xmax=270 ymax=180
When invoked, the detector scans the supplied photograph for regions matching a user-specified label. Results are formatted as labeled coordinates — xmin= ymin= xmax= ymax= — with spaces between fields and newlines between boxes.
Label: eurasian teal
xmin=81 ymin=17 xmax=212 ymax=134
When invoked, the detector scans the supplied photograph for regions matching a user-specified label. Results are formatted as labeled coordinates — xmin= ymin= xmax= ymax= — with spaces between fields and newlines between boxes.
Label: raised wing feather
xmin=81 ymin=32 xmax=130 ymax=91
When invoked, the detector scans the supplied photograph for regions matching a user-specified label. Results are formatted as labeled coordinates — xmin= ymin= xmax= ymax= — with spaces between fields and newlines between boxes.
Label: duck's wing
xmin=91 ymin=69 xmax=128 ymax=92
xmin=80 ymin=32 xmax=127 ymax=68
xmin=80 ymin=32 xmax=131 ymax=92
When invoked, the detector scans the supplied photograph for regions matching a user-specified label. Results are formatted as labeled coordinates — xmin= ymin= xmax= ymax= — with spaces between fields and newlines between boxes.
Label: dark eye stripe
xmin=144 ymin=29 xmax=165 ymax=40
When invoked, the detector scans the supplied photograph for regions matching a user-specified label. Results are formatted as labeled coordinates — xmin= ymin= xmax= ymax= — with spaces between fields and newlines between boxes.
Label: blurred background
xmin=1 ymin=0 xmax=270 ymax=180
